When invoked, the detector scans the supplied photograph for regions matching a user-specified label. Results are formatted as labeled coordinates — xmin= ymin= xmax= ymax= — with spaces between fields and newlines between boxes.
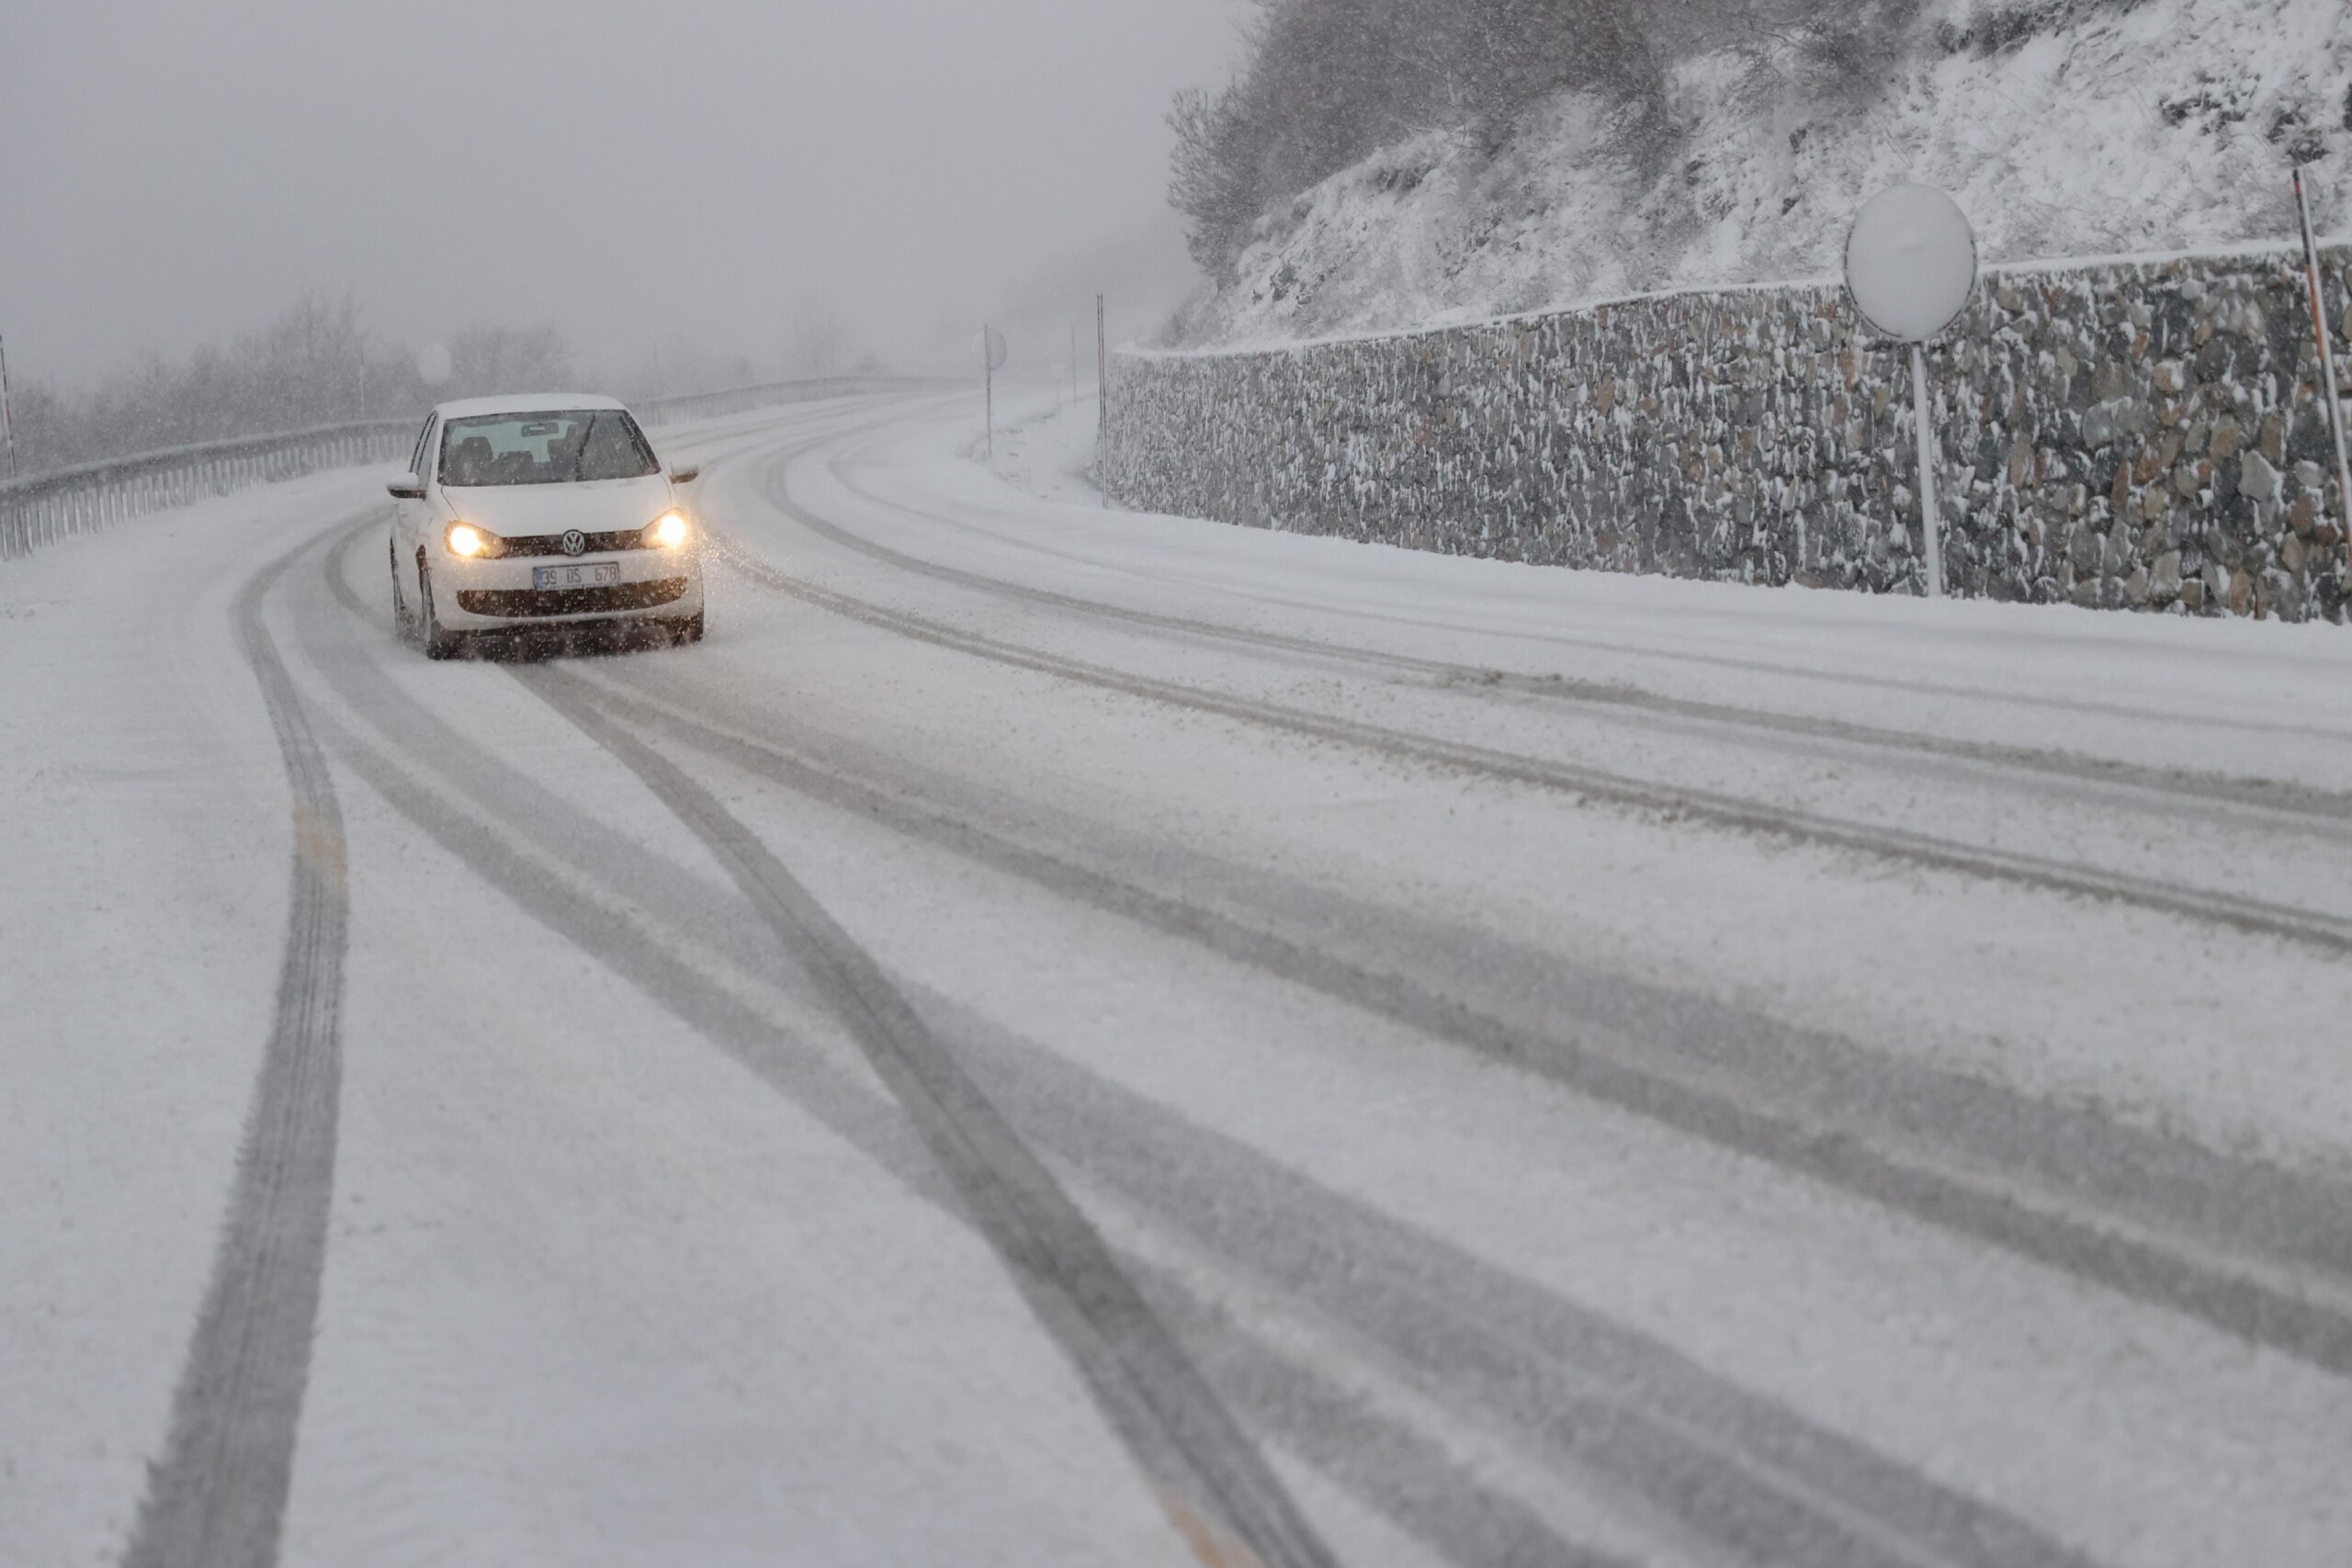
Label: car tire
xmin=390 ymin=536 xmax=415 ymax=639
xmin=419 ymin=563 xmax=463 ymax=661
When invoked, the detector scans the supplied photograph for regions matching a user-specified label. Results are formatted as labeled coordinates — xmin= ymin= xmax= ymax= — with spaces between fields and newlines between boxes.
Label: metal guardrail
xmin=639 ymin=374 xmax=918 ymax=426
xmin=0 ymin=421 xmax=411 ymax=560
xmin=0 ymin=375 xmax=931 ymax=562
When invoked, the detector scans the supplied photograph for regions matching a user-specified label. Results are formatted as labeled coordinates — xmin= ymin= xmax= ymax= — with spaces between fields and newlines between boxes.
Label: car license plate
xmin=534 ymin=563 xmax=620 ymax=591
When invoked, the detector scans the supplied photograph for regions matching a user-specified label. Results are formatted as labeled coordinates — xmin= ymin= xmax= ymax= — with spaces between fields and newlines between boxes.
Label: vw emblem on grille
xmin=560 ymin=529 xmax=588 ymax=557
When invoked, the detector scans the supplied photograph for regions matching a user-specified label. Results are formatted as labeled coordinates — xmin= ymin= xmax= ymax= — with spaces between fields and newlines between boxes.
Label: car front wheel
xmin=419 ymin=562 xmax=463 ymax=661
xmin=390 ymin=537 xmax=415 ymax=638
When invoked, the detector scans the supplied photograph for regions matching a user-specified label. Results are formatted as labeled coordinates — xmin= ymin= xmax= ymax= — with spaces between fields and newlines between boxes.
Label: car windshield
xmin=439 ymin=410 xmax=659 ymax=487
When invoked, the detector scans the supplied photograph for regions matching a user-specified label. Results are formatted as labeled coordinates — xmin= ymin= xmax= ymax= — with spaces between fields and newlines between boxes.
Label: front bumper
xmin=456 ymin=577 xmax=691 ymax=618
xmin=435 ymin=547 xmax=704 ymax=629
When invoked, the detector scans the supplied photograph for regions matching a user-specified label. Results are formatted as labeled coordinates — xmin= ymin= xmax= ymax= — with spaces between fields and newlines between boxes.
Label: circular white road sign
xmin=1844 ymin=184 xmax=1979 ymax=343
xmin=979 ymin=326 xmax=1009 ymax=374
xmin=414 ymin=342 xmax=454 ymax=388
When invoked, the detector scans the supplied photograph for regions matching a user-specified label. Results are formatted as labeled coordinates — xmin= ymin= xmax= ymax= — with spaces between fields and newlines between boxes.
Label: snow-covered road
xmin=6 ymin=389 xmax=2351 ymax=1568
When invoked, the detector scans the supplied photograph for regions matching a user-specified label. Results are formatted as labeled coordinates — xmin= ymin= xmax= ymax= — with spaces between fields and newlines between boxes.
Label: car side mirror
xmin=669 ymin=466 xmax=701 ymax=487
xmin=388 ymin=474 xmax=426 ymax=501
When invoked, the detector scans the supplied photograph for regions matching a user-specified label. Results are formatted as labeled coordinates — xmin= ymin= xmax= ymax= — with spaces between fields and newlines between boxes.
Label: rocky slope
xmin=1170 ymin=0 xmax=2352 ymax=346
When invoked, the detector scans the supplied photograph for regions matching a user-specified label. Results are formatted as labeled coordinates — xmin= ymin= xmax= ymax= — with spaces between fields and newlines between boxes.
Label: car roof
xmin=432 ymin=392 xmax=634 ymax=420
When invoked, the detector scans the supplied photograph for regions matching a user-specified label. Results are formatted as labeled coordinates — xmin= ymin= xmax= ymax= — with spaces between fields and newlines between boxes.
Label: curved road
xmin=6 ymin=389 xmax=2352 ymax=1567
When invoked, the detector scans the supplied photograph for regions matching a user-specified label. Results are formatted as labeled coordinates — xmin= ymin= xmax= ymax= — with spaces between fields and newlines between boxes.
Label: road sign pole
xmin=0 ymin=331 xmax=18 ymax=481
xmin=1095 ymin=294 xmax=1108 ymax=508
xmin=1911 ymin=343 xmax=1942 ymax=600
xmin=2293 ymin=165 xmax=2352 ymax=577
xmin=983 ymin=322 xmax=994 ymax=462
xmin=1846 ymin=184 xmax=1975 ymax=603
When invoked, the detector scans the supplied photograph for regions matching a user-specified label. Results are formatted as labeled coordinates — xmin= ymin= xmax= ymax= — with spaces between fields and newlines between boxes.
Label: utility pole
xmin=2294 ymin=164 xmax=2352 ymax=574
xmin=0 ymin=331 xmax=18 ymax=480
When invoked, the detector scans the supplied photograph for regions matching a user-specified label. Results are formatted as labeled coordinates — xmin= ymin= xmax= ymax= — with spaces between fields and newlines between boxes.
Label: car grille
xmin=456 ymin=579 xmax=690 ymax=618
xmin=496 ymin=528 xmax=651 ymax=558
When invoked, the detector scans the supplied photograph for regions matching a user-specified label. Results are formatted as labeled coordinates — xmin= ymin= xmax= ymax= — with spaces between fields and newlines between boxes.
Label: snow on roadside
xmin=0 ymin=468 xmax=386 ymax=1568
xmin=975 ymin=385 xmax=1115 ymax=511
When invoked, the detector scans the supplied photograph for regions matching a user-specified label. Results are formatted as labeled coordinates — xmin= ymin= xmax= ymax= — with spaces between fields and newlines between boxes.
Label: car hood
xmin=443 ymin=476 xmax=676 ymax=540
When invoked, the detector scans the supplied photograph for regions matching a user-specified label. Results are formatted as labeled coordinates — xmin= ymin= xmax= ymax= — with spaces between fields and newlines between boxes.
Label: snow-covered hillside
xmin=1170 ymin=0 xmax=2352 ymax=346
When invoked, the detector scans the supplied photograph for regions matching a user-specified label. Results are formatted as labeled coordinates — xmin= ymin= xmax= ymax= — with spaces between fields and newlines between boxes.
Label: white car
xmin=387 ymin=394 xmax=705 ymax=659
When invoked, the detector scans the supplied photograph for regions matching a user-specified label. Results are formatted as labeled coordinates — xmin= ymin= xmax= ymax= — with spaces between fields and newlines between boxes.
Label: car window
xmin=409 ymin=417 xmax=435 ymax=481
xmin=438 ymin=410 xmax=659 ymax=487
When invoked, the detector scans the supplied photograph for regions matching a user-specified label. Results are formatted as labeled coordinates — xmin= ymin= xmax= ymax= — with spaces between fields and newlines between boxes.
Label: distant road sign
xmin=980 ymin=327 xmax=1009 ymax=374
xmin=1844 ymin=184 xmax=1978 ymax=343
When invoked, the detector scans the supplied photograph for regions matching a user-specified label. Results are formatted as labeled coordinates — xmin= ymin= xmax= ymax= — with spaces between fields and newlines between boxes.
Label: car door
xmin=397 ymin=414 xmax=435 ymax=567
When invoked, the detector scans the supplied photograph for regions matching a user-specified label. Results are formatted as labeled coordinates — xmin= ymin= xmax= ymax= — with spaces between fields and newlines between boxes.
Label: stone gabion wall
xmin=1105 ymin=245 xmax=2352 ymax=623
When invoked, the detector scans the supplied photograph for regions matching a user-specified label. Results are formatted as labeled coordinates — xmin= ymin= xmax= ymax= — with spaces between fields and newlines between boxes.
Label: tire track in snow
xmin=820 ymin=421 xmax=2352 ymax=750
xmin=514 ymin=665 xmax=1340 ymax=1568
xmin=503 ymin=663 xmax=2104 ymax=1568
xmin=300 ymin=423 xmax=2306 ymax=1557
xmin=285 ymin=688 xmax=1600 ymax=1565
xmin=290 ymin=520 xmax=1634 ymax=1568
xmin=302 ymin=517 xmax=2065 ymax=1567
xmin=121 ymin=518 xmax=361 ymax=1568
xmin=913 ymin=987 xmax=2111 ymax=1568
xmin=571 ymin=662 xmax=2352 ymax=1383
xmin=807 ymin=449 xmax=2352 ymax=839
xmin=707 ymin=507 xmax=2352 ymax=959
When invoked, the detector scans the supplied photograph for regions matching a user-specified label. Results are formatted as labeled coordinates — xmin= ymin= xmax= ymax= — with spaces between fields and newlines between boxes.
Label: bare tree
xmin=8 ymin=298 xmax=572 ymax=473
xmin=1690 ymin=0 xmax=1929 ymax=112
xmin=1167 ymin=0 xmax=1678 ymax=276
xmin=785 ymin=306 xmax=851 ymax=378
xmin=443 ymin=322 xmax=574 ymax=399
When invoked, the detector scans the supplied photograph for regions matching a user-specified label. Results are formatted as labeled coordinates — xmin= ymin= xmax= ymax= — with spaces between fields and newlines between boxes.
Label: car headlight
xmin=645 ymin=510 xmax=691 ymax=549
xmin=446 ymin=522 xmax=500 ymax=558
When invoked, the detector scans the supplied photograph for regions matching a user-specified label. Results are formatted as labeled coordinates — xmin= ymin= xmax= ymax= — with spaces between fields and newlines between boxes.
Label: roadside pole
xmin=2293 ymin=165 xmax=2352 ymax=576
xmin=0 ymin=331 xmax=18 ymax=480
xmin=1096 ymin=294 xmax=1108 ymax=509
xmin=978 ymin=324 xmax=1009 ymax=462
xmin=1910 ymin=343 xmax=1943 ymax=600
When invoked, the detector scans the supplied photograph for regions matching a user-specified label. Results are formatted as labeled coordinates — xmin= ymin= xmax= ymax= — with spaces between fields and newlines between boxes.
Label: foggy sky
xmin=0 ymin=0 xmax=1252 ymax=385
